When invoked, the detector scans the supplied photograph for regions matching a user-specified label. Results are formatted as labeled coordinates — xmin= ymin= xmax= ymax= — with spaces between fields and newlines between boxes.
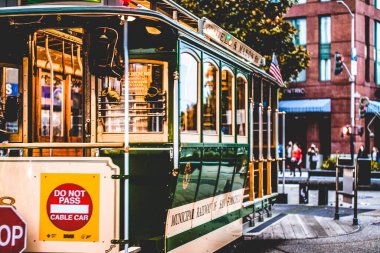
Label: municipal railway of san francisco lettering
xmin=170 ymin=191 xmax=243 ymax=227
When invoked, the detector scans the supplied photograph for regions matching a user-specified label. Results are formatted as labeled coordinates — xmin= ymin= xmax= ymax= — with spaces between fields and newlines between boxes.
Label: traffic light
xmin=359 ymin=96 xmax=369 ymax=119
xmin=334 ymin=51 xmax=343 ymax=76
xmin=341 ymin=125 xmax=351 ymax=137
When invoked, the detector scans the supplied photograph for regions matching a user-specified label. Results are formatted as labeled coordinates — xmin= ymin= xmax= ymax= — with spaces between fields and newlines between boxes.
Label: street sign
xmin=40 ymin=173 xmax=99 ymax=242
xmin=47 ymin=183 xmax=93 ymax=231
xmin=0 ymin=206 xmax=27 ymax=253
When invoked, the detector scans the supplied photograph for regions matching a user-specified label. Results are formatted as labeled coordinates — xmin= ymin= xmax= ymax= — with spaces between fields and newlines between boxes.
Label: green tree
xmin=174 ymin=0 xmax=310 ymax=83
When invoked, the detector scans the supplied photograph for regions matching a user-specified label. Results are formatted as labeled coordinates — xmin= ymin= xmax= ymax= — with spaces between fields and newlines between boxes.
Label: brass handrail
xmin=0 ymin=142 xmax=124 ymax=149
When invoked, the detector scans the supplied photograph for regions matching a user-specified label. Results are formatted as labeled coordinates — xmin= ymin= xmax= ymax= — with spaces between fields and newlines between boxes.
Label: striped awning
xmin=279 ymin=99 xmax=331 ymax=113
xmin=367 ymin=100 xmax=380 ymax=113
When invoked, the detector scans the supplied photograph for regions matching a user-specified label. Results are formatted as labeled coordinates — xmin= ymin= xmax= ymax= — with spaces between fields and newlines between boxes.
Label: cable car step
xmin=244 ymin=213 xmax=287 ymax=235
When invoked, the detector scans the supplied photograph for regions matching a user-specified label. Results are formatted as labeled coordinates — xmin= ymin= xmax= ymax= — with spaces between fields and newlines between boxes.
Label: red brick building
xmin=281 ymin=0 xmax=380 ymax=160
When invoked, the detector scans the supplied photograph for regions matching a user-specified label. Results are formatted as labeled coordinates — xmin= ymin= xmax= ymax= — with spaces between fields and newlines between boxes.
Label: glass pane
xmin=196 ymin=147 xmax=219 ymax=201
xmin=203 ymin=62 xmax=218 ymax=134
xmin=40 ymin=73 xmax=64 ymax=137
xmin=99 ymin=77 xmax=125 ymax=133
xmin=232 ymin=146 xmax=248 ymax=191
xmin=320 ymin=16 xmax=331 ymax=44
xmin=237 ymin=76 xmax=247 ymax=136
xmin=180 ymin=53 xmax=198 ymax=132
xmin=215 ymin=147 xmax=235 ymax=195
xmin=129 ymin=63 xmax=164 ymax=133
xmin=70 ymin=78 xmax=83 ymax=137
xmin=98 ymin=62 xmax=166 ymax=134
xmin=221 ymin=69 xmax=234 ymax=136
xmin=4 ymin=67 xmax=19 ymax=133
xmin=172 ymin=147 xmax=201 ymax=207
xmin=291 ymin=18 xmax=307 ymax=46
xmin=320 ymin=59 xmax=331 ymax=81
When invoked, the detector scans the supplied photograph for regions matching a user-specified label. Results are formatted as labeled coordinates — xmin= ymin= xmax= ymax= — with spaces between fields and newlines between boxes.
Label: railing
xmin=98 ymin=91 xmax=167 ymax=133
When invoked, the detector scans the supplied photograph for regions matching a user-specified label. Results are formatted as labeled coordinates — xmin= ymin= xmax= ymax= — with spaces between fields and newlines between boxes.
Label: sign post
xmin=0 ymin=206 xmax=27 ymax=253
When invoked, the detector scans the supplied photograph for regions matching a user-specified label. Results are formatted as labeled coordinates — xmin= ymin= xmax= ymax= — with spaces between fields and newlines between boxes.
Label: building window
xmin=320 ymin=16 xmax=331 ymax=81
xmin=297 ymin=0 xmax=307 ymax=3
xmin=203 ymin=62 xmax=218 ymax=135
xmin=375 ymin=21 xmax=380 ymax=85
xmin=290 ymin=18 xmax=307 ymax=82
xmin=180 ymin=53 xmax=199 ymax=133
xmin=376 ymin=0 xmax=380 ymax=9
xmin=320 ymin=0 xmax=330 ymax=2
xmin=365 ymin=16 xmax=370 ymax=82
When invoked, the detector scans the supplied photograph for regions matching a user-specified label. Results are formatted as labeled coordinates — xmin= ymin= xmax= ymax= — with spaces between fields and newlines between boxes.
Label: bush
xmin=321 ymin=156 xmax=337 ymax=170
xmin=371 ymin=161 xmax=380 ymax=171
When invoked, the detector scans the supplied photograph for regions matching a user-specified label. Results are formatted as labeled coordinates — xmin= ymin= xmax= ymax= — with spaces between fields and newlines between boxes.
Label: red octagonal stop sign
xmin=0 ymin=206 xmax=27 ymax=253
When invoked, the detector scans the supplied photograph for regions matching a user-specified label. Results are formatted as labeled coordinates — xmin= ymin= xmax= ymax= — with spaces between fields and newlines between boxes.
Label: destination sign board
xmin=22 ymin=0 xmax=101 ymax=4
xmin=201 ymin=18 xmax=262 ymax=66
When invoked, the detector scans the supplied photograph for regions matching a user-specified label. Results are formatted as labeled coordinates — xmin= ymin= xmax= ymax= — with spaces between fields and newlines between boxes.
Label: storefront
xmin=279 ymin=98 xmax=331 ymax=166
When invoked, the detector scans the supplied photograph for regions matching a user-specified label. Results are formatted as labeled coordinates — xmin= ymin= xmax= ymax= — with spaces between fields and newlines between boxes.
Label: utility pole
xmin=336 ymin=0 xmax=358 ymax=226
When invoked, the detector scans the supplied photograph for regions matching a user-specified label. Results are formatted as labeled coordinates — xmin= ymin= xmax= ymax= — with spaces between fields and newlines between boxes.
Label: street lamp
xmin=336 ymin=0 xmax=358 ymax=226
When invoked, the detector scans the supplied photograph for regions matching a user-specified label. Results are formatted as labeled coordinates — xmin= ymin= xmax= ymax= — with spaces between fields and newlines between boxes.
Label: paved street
xmin=222 ymin=174 xmax=380 ymax=253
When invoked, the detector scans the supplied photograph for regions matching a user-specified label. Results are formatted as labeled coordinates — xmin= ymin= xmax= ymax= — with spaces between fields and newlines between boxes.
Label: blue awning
xmin=279 ymin=99 xmax=331 ymax=113
xmin=367 ymin=100 xmax=380 ymax=113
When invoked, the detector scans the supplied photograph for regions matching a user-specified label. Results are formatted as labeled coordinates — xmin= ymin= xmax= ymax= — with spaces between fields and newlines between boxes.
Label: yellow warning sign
xmin=40 ymin=173 xmax=100 ymax=241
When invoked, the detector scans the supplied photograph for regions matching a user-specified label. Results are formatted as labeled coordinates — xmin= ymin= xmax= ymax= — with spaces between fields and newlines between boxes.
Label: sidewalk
xmin=240 ymin=190 xmax=380 ymax=252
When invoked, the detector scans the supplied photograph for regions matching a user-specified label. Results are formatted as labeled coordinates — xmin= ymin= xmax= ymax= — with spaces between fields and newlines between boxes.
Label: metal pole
xmin=173 ymin=70 xmax=179 ymax=183
xmin=123 ymin=18 xmax=130 ymax=252
xmin=353 ymin=161 xmax=358 ymax=225
xmin=282 ymin=112 xmax=286 ymax=194
xmin=259 ymin=103 xmax=263 ymax=160
xmin=267 ymin=107 xmax=271 ymax=159
xmin=335 ymin=164 xmax=339 ymax=220
xmin=249 ymin=99 xmax=254 ymax=161
xmin=338 ymin=0 xmax=355 ymax=163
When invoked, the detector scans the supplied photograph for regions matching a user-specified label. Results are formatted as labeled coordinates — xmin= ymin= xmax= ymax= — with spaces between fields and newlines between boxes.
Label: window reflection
xmin=40 ymin=74 xmax=64 ymax=137
xmin=180 ymin=53 xmax=198 ymax=132
xmin=203 ymin=62 xmax=218 ymax=134
xmin=172 ymin=148 xmax=201 ymax=208
xmin=237 ymin=76 xmax=247 ymax=136
xmin=221 ymin=69 xmax=234 ymax=136
xmin=215 ymin=147 xmax=235 ymax=195
xmin=98 ymin=62 xmax=166 ymax=134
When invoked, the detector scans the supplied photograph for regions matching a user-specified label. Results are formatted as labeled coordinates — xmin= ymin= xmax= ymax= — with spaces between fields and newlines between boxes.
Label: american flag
xmin=269 ymin=53 xmax=284 ymax=86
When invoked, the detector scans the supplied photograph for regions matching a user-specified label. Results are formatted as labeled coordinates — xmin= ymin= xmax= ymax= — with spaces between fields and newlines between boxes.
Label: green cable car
xmin=0 ymin=1 xmax=284 ymax=252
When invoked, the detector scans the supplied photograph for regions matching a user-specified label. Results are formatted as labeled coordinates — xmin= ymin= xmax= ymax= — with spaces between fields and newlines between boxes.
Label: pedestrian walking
xmin=307 ymin=143 xmax=319 ymax=170
xmin=286 ymin=141 xmax=293 ymax=171
xmin=357 ymin=145 xmax=368 ymax=159
xmin=371 ymin=147 xmax=378 ymax=161
xmin=278 ymin=144 xmax=284 ymax=174
xmin=290 ymin=143 xmax=302 ymax=177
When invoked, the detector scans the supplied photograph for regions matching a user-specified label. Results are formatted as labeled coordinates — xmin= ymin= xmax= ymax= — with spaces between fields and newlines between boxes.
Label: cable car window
xmin=237 ymin=76 xmax=247 ymax=137
xmin=1 ymin=67 xmax=20 ymax=134
xmin=215 ymin=147 xmax=235 ymax=195
xmin=97 ymin=62 xmax=166 ymax=134
xmin=232 ymin=147 xmax=248 ymax=191
xmin=196 ymin=146 xmax=220 ymax=201
xmin=34 ymin=29 xmax=84 ymax=143
xmin=203 ymin=62 xmax=218 ymax=135
xmin=180 ymin=53 xmax=198 ymax=133
xmin=172 ymin=147 xmax=201 ymax=208
xmin=221 ymin=68 xmax=234 ymax=136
